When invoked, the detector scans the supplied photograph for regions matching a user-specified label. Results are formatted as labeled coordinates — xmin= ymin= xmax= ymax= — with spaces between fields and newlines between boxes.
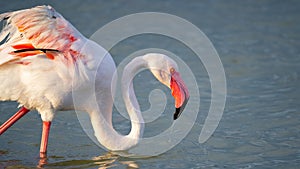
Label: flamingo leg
xmin=0 ymin=107 xmax=30 ymax=135
xmin=40 ymin=121 xmax=51 ymax=158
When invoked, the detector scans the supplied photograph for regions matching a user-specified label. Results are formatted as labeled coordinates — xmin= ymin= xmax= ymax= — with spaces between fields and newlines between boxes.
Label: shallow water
xmin=1 ymin=1 xmax=300 ymax=168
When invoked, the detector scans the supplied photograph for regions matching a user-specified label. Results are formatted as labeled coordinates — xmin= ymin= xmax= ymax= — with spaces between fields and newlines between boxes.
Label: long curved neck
xmin=89 ymin=56 xmax=146 ymax=151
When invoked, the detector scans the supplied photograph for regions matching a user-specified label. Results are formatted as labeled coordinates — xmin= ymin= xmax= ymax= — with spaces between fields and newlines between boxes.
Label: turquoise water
xmin=1 ymin=1 xmax=300 ymax=168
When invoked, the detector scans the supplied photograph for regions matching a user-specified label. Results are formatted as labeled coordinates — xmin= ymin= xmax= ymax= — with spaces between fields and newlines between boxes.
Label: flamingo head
xmin=143 ymin=53 xmax=190 ymax=120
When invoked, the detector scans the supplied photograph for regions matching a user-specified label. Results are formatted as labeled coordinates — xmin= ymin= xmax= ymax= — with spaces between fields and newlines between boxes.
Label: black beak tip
xmin=173 ymin=107 xmax=181 ymax=120
xmin=173 ymin=97 xmax=189 ymax=120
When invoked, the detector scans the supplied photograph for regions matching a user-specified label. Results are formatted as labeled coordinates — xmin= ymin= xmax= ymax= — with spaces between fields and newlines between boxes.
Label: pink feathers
xmin=0 ymin=5 xmax=83 ymax=65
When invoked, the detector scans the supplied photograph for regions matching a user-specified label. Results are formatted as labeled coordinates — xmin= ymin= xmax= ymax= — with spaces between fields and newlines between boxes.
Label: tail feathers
xmin=0 ymin=9 xmax=23 ymax=47
xmin=0 ymin=12 xmax=13 ymax=43
xmin=0 ymin=12 xmax=19 ymax=66
xmin=0 ymin=8 xmax=35 ymax=66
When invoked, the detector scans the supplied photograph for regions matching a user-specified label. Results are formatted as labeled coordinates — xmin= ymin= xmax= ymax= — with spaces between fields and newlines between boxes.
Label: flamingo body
xmin=0 ymin=5 xmax=189 ymax=157
xmin=0 ymin=5 xmax=92 ymax=121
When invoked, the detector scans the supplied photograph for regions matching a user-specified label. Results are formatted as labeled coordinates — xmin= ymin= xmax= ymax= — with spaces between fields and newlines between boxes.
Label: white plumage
xmin=0 ymin=5 xmax=189 ymax=158
xmin=0 ymin=5 xmax=89 ymax=121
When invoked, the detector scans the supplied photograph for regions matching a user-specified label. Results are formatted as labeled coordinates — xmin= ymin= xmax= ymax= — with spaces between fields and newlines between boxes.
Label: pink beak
xmin=170 ymin=70 xmax=190 ymax=120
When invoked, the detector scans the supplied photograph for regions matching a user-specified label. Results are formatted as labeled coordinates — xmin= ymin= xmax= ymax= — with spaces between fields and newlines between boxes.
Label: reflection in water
xmin=0 ymin=1 xmax=300 ymax=168
xmin=40 ymin=152 xmax=139 ymax=169
xmin=0 ymin=152 xmax=138 ymax=168
xmin=38 ymin=157 xmax=47 ymax=168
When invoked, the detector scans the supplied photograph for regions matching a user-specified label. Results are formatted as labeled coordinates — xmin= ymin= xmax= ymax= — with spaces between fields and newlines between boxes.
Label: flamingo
xmin=0 ymin=5 xmax=189 ymax=158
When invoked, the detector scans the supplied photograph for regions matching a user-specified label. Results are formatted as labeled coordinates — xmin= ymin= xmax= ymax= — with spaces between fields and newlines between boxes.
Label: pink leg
xmin=40 ymin=121 xmax=51 ymax=158
xmin=0 ymin=107 xmax=30 ymax=135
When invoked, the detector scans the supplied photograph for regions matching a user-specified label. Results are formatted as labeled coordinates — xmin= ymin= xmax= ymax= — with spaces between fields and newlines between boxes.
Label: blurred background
xmin=0 ymin=1 xmax=299 ymax=168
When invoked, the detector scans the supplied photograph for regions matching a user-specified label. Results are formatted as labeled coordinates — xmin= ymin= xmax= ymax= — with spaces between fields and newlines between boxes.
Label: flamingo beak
xmin=170 ymin=70 xmax=190 ymax=120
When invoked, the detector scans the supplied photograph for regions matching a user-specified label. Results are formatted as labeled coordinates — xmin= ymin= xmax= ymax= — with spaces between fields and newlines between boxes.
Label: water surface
xmin=0 ymin=1 xmax=300 ymax=168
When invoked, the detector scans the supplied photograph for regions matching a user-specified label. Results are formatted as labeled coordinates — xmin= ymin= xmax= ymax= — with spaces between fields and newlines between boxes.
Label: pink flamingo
xmin=0 ymin=6 xmax=189 ymax=158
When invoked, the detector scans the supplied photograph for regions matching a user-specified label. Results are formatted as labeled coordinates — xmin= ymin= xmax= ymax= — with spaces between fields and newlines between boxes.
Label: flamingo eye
xmin=170 ymin=67 xmax=175 ymax=74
